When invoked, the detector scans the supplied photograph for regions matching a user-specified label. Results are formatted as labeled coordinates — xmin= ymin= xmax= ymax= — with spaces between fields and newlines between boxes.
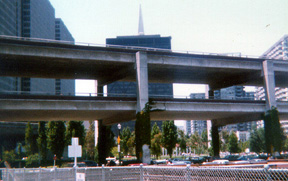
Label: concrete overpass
xmin=1 ymin=37 xmax=288 ymax=89
xmin=0 ymin=37 xmax=288 ymax=124
xmin=1 ymin=94 xmax=288 ymax=126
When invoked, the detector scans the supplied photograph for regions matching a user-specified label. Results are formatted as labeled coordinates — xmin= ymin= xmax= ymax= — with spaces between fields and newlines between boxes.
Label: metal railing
xmin=0 ymin=90 xmax=260 ymax=101
xmin=1 ymin=164 xmax=288 ymax=181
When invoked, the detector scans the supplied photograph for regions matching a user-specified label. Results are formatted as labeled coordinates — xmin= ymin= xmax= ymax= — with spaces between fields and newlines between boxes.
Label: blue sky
xmin=49 ymin=0 xmax=288 ymax=96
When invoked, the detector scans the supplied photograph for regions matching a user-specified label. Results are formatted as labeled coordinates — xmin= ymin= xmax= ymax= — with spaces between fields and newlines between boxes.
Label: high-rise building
xmin=214 ymin=86 xmax=245 ymax=100
xmin=107 ymin=6 xmax=173 ymax=134
xmin=186 ymin=93 xmax=207 ymax=136
xmin=0 ymin=0 xmax=75 ymax=154
xmin=0 ymin=0 xmax=75 ymax=95
xmin=191 ymin=120 xmax=207 ymax=136
xmin=262 ymin=35 xmax=288 ymax=60
xmin=256 ymin=35 xmax=288 ymax=134
xmin=215 ymin=86 xmax=255 ymax=133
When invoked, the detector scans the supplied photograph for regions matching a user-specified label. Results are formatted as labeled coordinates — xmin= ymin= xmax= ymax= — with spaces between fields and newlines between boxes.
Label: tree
xmin=201 ymin=130 xmax=208 ymax=150
xmin=127 ymin=131 xmax=136 ymax=155
xmin=97 ymin=120 xmax=115 ymax=165
xmin=239 ymin=141 xmax=249 ymax=153
xmin=220 ymin=129 xmax=229 ymax=152
xmin=151 ymin=123 xmax=160 ymax=138
xmin=37 ymin=121 xmax=47 ymax=163
xmin=121 ymin=127 xmax=131 ymax=156
xmin=25 ymin=122 xmax=37 ymax=155
xmin=178 ymin=129 xmax=187 ymax=152
xmin=228 ymin=131 xmax=240 ymax=153
xmin=264 ymin=107 xmax=282 ymax=154
xmin=135 ymin=103 xmax=151 ymax=161
xmin=188 ymin=132 xmax=206 ymax=155
xmin=85 ymin=121 xmax=95 ymax=160
xmin=47 ymin=121 xmax=66 ymax=159
xmin=151 ymin=133 xmax=162 ymax=159
xmin=65 ymin=121 xmax=85 ymax=146
xmin=161 ymin=121 xmax=177 ymax=158
xmin=249 ymin=127 xmax=265 ymax=153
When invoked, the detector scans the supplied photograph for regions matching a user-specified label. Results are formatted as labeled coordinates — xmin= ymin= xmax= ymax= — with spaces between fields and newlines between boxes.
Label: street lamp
xmin=117 ymin=123 xmax=121 ymax=166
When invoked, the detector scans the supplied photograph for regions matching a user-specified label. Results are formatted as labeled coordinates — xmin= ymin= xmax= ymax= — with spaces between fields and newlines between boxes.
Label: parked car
xmin=202 ymin=160 xmax=229 ymax=165
xmin=249 ymin=159 xmax=267 ymax=164
xmin=83 ymin=160 xmax=98 ymax=167
xmin=186 ymin=157 xmax=205 ymax=164
xmin=237 ymin=154 xmax=258 ymax=161
xmin=66 ymin=162 xmax=87 ymax=167
xmin=224 ymin=155 xmax=240 ymax=161
xmin=152 ymin=159 xmax=167 ymax=165
xmin=168 ymin=160 xmax=191 ymax=166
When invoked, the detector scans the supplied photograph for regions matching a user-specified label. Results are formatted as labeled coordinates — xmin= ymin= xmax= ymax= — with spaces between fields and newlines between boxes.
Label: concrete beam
xmin=211 ymin=120 xmax=220 ymax=157
xmin=263 ymin=60 xmax=276 ymax=109
xmin=136 ymin=51 xmax=149 ymax=112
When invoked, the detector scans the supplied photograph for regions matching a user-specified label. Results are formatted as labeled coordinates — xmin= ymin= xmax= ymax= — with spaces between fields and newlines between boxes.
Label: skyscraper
xmin=0 ymin=0 xmax=75 ymax=95
xmin=0 ymin=0 xmax=75 ymax=155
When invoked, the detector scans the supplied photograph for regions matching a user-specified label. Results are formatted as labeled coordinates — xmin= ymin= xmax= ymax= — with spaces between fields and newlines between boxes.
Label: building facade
xmin=0 ymin=0 xmax=75 ymax=95
xmin=0 ymin=0 xmax=75 ymax=155
xmin=256 ymin=35 xmax=288 ymax=134
xmin=215 ymin=86 xmax=255 ymax=133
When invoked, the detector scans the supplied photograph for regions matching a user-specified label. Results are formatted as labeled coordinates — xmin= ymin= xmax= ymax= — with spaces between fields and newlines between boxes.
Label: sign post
xmin=68 ymin=137 xmax=82 ymax=167
xmin=53 ymin=154 xmax=57 ymax=167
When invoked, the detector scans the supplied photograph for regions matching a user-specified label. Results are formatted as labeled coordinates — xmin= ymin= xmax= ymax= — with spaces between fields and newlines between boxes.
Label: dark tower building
xmin=0 ymin=0 xmax=75 ymax=155
xmin=107 ymin=6 xmax=173 ymax=134
xmin=0 ymin=0 xmax=75 ymax=95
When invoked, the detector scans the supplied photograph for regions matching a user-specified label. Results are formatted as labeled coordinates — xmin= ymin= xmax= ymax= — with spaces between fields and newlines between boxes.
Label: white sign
xmin=68 ymin=137 xmax=82 ymax=158
xmin=76 ymin=173 xmax=86 ymax=181
xmin=68 ymin=137 xmax=82 ymax=167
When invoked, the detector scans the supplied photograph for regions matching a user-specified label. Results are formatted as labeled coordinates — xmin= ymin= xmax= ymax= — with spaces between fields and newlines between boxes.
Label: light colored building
xmin=256 ymin=35 xmax=288 ymax=134
xmin=236 ymin=131 xmax=250 ymax=142
xmin=262 ymin=35 xmax=288 ymax=60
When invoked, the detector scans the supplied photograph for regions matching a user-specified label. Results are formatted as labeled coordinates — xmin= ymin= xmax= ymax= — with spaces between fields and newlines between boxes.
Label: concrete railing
xmin=0 ymin=35 xmax=262 ymax=59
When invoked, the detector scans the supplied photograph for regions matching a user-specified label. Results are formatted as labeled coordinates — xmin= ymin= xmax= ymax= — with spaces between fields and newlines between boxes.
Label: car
xmin=237 ymin=155 xmax=258 ymax=161
xmin=152 ymin=159 xmax=167 ymax=165
xmin=66 ymin=162 xmax=87 ymax=167
xmin=186 ymin=157 xmax=205 ymax=164
xmin=224 ymin=155 xmax=240 ymax=161
xmin=83 ymin=160 xmax=98 ymax=167
xmin=249 ymin=159 xmax=267 ymax=164
xmin=202 ymin=160 xmax=229 ymax=165
xmin=168 ymin=160 xmax=191 ymax=166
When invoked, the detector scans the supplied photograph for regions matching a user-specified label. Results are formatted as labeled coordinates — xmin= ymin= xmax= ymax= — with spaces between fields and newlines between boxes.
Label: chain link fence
xmin=1 ymin=164 xmax=288 ymax=181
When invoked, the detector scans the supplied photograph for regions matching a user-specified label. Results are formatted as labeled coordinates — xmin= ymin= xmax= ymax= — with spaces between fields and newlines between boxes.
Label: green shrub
xmin=3 ymin=150 xmax=16 ymax=163
xmin=25 ymin=153 xmax=39 ymax=167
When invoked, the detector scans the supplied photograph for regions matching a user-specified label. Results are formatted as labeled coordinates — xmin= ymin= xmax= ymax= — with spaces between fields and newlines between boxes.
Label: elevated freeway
xmin=1 ymin=37 xmax=288 ymax=90
xmin=1 ymin=94 xmax=288 ymax=125
xmin=0 ymin=36 xmax=287 ymax=124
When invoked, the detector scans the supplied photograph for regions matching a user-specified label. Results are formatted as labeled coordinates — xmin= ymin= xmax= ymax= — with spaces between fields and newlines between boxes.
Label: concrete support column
xmin=205 ymin=85 xmax=214 ymax=99
xmin=97 ymin=119 xmax=106 ymax=165
xmin=97 ymin=85 xmax=104 ymax=97
xmin=263 ymin=60 xmax=276 ymax=109
xmin=136 ymin=51 xmax=148 ymax=112
xmin=208 ymin=90 xmax=214 ymax=99
xmin=96 ymin=85 xmax=104 ymax=162
xmin=211 ymin=120 xmax=220 ymax=158
xmin=95 ymin=85 xmax=104 ymax=146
